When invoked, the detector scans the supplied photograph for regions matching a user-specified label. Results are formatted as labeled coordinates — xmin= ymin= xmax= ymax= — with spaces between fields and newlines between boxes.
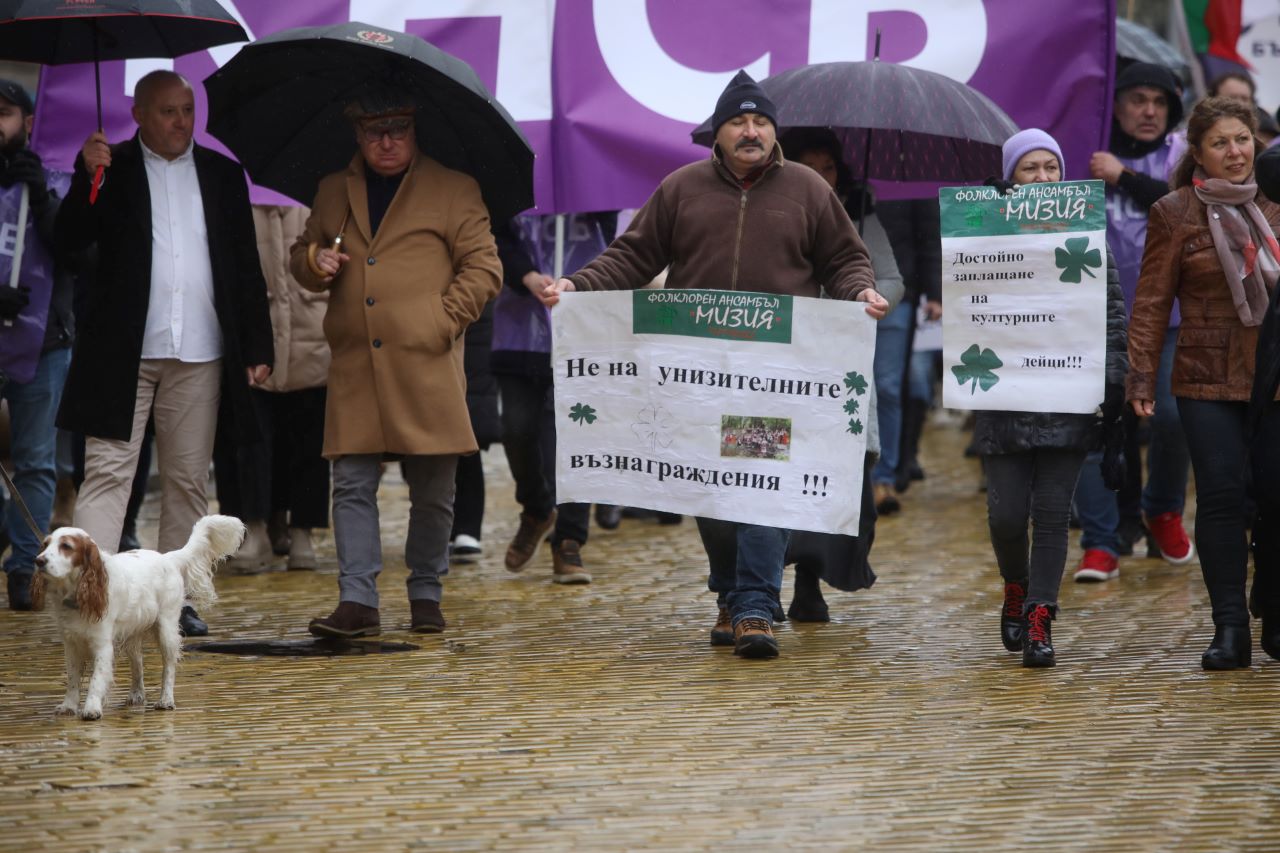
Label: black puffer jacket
xmin=971 ymin=247 xmax=1128 ymax=455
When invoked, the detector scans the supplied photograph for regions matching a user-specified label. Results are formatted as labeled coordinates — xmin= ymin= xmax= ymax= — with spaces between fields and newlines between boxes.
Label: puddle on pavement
xmin=186 ymin=639 xmax=419 ymax=657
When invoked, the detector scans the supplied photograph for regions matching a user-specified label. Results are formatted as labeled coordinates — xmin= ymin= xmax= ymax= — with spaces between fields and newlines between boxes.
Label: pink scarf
xmin=1192 ymin=168 xmax=1280 ymax=327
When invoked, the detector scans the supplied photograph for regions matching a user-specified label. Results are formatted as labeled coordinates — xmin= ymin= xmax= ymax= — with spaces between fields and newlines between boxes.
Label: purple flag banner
xmin=0 ymin=171 xmax=71 ymax=384
xmin=32 ymin=1 xmax=1114 ymax=214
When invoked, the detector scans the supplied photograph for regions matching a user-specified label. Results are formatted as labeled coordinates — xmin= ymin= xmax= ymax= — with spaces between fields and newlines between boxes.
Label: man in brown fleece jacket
xmin=540 ymin=70 xmax=887 ymax=659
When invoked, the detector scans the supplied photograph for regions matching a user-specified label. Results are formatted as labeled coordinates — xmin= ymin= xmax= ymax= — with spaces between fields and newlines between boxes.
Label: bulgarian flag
xmin=1186 ymin=0 xmax=1252 ymax=69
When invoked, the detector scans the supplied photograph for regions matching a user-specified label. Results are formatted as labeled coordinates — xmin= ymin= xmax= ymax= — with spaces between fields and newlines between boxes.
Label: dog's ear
xmin=29 ymin=570 xmax=45 ymax=612
xmin=74 ymin=537 xmax=108 ymax=622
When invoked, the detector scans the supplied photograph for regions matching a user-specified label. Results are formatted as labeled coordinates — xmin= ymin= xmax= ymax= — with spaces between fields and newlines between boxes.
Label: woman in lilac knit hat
xmin=974 ymin=129 xmax=1129 ymax=667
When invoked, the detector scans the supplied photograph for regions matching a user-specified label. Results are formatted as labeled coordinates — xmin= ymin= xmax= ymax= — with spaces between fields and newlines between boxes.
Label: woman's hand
xmin=539 ymin=277 xmax=575 ymax=307
xmin=1131 ymin=399 xmax=1154 ymax=417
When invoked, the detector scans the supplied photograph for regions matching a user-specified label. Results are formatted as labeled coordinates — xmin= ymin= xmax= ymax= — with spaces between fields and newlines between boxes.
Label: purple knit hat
xmin=1002 ymin=129 xmax=1065 ymax=181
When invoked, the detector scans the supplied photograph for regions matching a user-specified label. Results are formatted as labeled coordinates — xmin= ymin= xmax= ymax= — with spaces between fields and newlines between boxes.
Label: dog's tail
xmin=174 ymin=515 xmax=246 ymax=610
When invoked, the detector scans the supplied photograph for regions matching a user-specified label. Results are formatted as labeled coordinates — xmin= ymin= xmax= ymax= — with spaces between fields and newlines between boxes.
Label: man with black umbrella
xmin=54 ymin=70 xmax=274 ymax=636
xmin=540 ymin=70 xmax=887 ymax=659
xmin=291 ymin=88 xmax=500 ymax=638
xmin=0 ymin=79 xmax=72 ymax=612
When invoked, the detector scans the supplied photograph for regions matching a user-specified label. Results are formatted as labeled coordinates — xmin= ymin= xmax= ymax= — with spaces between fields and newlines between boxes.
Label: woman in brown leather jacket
xmin=1127 ymin=97 xmax=1280 ymax=670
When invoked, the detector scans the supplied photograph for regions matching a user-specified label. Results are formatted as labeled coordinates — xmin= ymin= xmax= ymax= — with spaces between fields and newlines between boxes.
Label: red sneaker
xmin=1144 ymin=511 xmax=1196 ymax=565
xmin=1073 ymin=548 xmax=1119 ymax=582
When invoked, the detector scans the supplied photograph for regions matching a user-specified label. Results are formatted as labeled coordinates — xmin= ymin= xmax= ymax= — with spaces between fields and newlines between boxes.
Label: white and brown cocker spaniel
xmin=32 ymin=515 xmax=245 ymax=720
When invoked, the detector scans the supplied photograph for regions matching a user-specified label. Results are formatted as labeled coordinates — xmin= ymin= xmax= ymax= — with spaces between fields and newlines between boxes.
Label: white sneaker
xmin=450 ymin=534 xmax=482 ymax=563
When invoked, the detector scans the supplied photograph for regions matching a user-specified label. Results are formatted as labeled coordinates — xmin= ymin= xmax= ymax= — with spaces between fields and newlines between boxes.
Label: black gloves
xmin=1101 ymin=381 xmax=1125 ymax=425
xmin=0 ymin=148 xmax=49 ymax=208
xmin=983 ymin=175 xmax=1016 ymax=195
xmin=0 ymin=284 xmax=29 ymax=320
xmin=1100 ymin=383 xmax=1127 ymax=491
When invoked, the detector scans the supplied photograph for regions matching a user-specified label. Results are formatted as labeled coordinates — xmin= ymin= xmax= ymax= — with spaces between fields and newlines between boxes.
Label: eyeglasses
xmin=359 ymin=119 xmax=412 ymax=143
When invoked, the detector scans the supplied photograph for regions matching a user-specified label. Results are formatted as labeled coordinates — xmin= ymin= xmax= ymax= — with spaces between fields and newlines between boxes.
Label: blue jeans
xmin=697 ymin=518 xmax=790 ymax=624
xmin=2 ymin=347 xmax=71 ymax=575
xmin=907 ymin=349 xmax=935 ymax=404
xmin=1076 ymin=333 xmax=1189 ymax=554
xmin=872 ymin=301 xmax=913 ymax=483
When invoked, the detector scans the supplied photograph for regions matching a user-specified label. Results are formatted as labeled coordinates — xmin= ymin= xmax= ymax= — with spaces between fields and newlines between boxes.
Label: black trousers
xmin=1177 ymin=397 xmax=1280 ymax=625
xmin=497 ymin=374 xmax=589 ymax=546
xmin=214 ymin=387 xmax=329 ymax=529
xmin=450 ymin=451 xmax=485 ymax=540
xmin=1251 ymin=401 xmax=1280 ymax=616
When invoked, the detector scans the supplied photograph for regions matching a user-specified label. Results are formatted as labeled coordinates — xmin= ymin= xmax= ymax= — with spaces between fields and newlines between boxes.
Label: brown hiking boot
xmin=710 ymin=607 xmax=734 ymax=646
xmin=308 ymin=601 xmax=380 ymax=638
xmin=733 ymin=617 xmax=779 ymax=659
xmin=409 ymin=599 xmax=446 ymax=633
xmin=505 ymin=510 xmax=557 ymax=572
xmin=551 ymin=539 xmax=591 ymax=584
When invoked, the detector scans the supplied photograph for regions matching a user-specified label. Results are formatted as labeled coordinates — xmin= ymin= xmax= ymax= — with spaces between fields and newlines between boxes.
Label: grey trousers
xmin=332 ymin=453 xmax=458 ymax=608
xmin=984 ymin=447 xmax=1087 ymax=613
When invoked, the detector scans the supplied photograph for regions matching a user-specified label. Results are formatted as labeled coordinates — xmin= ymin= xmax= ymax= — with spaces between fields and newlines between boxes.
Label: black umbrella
xmin=1116 ymin=17 xmax=1191 ymax=78
xmin=0 ymin=0 xmax=247 ymax=200
xmin=203 ymin=21 xmax=534 ymax=221
xmin=0 ymin=0 xmax=247 ymax=129
xmin=692 ymin=60 xmax=1018 ymax=185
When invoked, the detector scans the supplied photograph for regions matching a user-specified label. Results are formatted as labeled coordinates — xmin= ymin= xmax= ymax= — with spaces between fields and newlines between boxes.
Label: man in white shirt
xmin=55 ymin=71 xmax=273 ymax=636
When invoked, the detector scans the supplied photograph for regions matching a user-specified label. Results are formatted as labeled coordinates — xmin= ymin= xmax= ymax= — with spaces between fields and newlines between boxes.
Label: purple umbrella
xmin=691 ymin=60 xmax=1019 ymax=184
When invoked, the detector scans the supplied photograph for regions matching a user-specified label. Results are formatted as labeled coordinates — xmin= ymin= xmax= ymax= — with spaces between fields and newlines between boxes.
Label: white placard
xmin=551 ymin=289 xmax=877 ymax=535
xmin=939 ymin=180 xmax=1107 ymax=414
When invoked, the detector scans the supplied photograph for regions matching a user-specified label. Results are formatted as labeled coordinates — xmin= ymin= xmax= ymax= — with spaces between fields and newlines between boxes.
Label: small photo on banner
xmin=938 ymin=179 xmax=1107 ymax=414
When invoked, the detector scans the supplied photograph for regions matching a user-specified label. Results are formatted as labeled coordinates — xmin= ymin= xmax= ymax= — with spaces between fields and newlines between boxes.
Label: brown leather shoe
xmin=710 ymin=607 xmax=734 ymax=646
xmin=505 ymin=510 xmax=557 ymax=572
xmin=551 ymin=539 xmax=591 ymax=584
xmin=733 ymin=617 xmax=779 ymax=658
xmin=410 ymin=599 xmax=446 ymax=633
xmin=308 ymin=601 xmax=380 ymax=638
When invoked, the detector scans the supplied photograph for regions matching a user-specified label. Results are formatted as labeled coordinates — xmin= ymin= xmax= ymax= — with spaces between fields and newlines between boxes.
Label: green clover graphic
xmin=843 ymin=398 xmax=860 ymax=415
xmin=951 ymin=344 xmax=1003 ymax=395
xmin=1055 ymin=236 xmax=1102 ymax=283
xmin=844 ymin=371 xmax=868 ymax=396
xmin=847 ymin=418 xmax=864 ymax=436
xmin=568 ymin=403 xmax=598 ymax=425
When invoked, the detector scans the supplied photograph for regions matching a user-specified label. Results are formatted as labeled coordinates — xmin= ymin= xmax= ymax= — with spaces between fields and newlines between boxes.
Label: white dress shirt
xmin=139 ymin=137 xmax=222 ymax=362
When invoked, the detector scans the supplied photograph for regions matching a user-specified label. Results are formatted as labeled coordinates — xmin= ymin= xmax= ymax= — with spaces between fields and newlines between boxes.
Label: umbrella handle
xmin=89 ymin=165 xmax=104 ymax=205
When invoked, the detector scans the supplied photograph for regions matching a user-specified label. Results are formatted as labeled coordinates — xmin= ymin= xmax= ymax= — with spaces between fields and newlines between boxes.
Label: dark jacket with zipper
xmin=567 ymin=145 xmax=874 ymax=299
xmin=971 ymin=248 xmax=1129 ymax=455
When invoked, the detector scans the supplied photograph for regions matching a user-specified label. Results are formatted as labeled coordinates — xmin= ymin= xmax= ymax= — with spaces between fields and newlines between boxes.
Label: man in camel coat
xmin=290 ymin=90 xmax=500 ymax=637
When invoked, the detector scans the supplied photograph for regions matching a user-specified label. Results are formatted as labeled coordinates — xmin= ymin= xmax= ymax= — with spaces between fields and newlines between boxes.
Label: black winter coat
xmin=53 ymin=136 xmax=273 ymax=443
xmin=971 ymin=248 xmax=1128 ymax=455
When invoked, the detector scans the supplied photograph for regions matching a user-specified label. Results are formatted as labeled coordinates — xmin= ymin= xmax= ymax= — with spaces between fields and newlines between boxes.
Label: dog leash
xmin=0 ymin=461 xmax=43 ymax=541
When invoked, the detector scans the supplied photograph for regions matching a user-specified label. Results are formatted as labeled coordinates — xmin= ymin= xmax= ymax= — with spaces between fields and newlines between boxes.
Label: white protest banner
xmin=551 ymin=290 xmax=877 ymax=536
xmin=939 ymin=179 xmax=1107 ymax=414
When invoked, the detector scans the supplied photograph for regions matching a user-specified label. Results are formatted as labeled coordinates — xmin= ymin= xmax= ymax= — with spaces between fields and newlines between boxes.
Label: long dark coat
xmin=54 ymin=135 xmax=273 ymax=443
xmin=970 ymin=249 xmax=1129 ymax=455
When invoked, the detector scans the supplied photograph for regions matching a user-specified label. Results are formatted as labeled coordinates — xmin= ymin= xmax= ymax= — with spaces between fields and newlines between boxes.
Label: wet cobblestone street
xmin=2 ymin=419 xmax=1279 ymax=851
